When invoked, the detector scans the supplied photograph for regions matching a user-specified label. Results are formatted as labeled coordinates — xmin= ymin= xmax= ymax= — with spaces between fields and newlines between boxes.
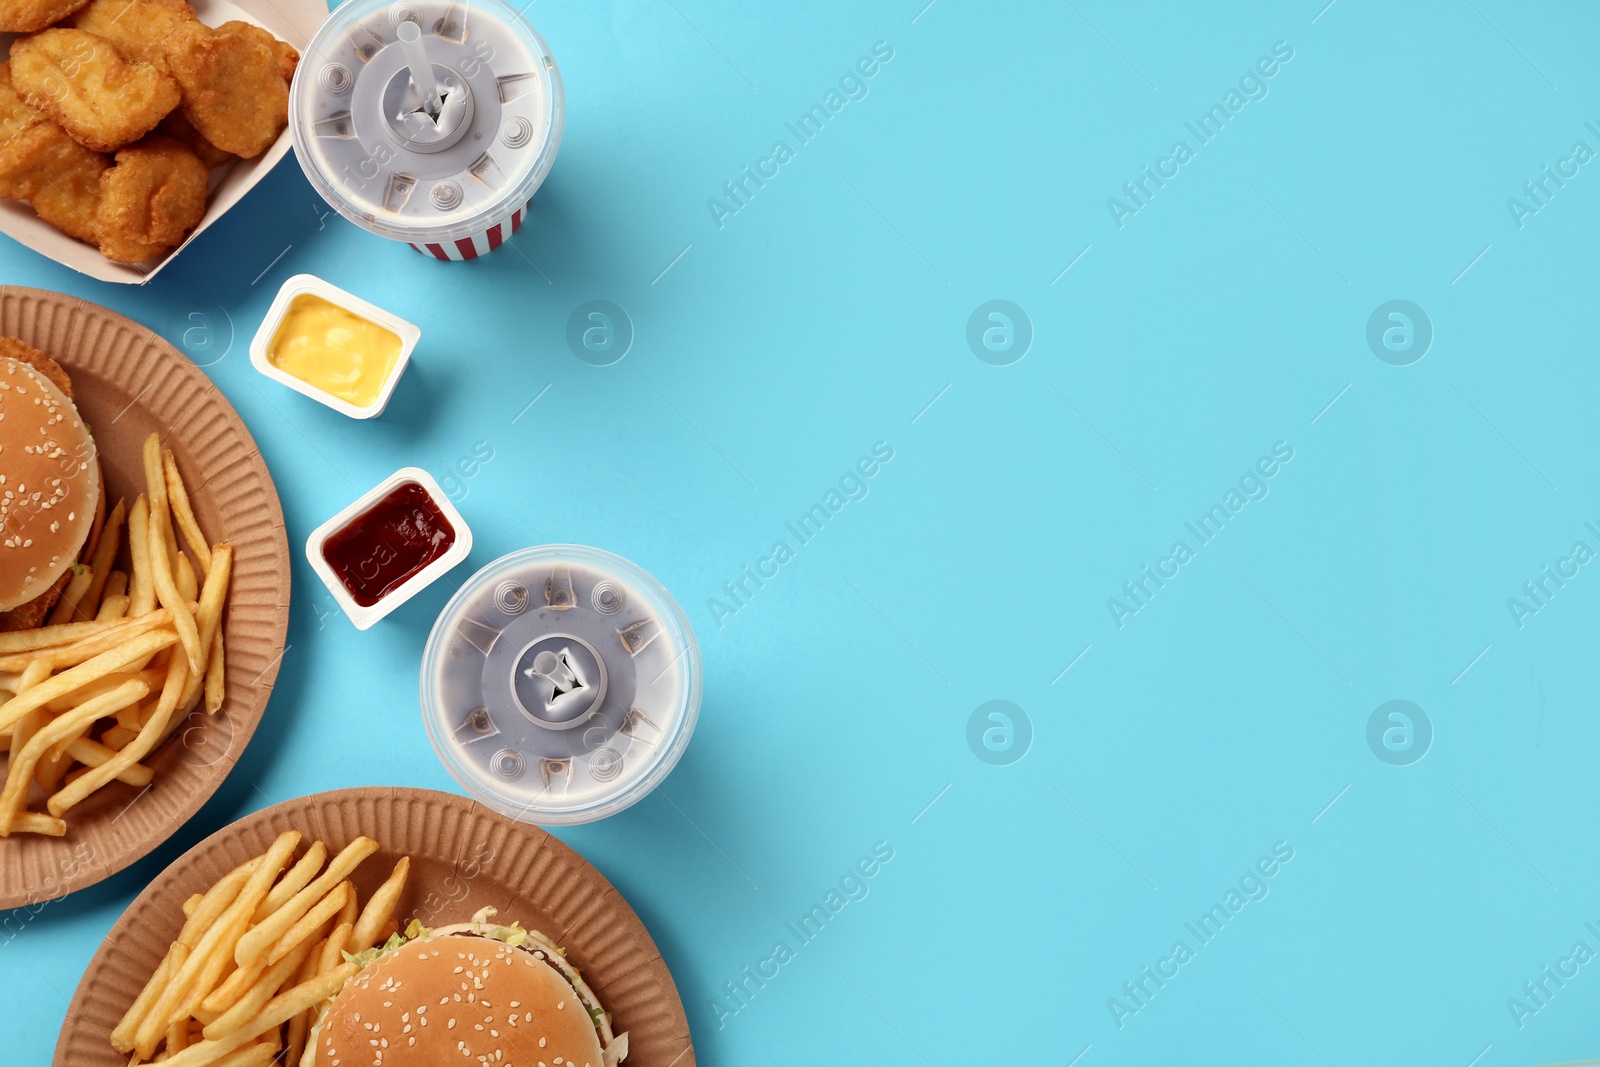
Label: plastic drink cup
xmin=420 ymin=546 xmax=702 ymax=825
xmin=289 ymin=0 xmax=564 ymax=260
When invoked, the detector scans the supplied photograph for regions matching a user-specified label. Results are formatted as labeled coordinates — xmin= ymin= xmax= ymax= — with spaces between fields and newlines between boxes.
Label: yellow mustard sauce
xmin=267 ymin=294 xmax=402 ymax=408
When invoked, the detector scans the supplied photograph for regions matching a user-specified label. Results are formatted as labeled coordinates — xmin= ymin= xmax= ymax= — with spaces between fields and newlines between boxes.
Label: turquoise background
xmin=6 ymin=0 xmax=1600 ymax=1063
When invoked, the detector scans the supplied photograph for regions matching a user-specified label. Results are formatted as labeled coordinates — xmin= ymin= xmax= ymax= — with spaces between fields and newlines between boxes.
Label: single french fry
xmin=0 ymin=616 xmax=129 ymax=655
xmin=298 ymin=1014 xmax=325 ymax=1067
xmin=143 ymin=433 xmax=169 ymax=527
xmin=47 ymin=566 xmax=94 ymax=626
xmin=11 ymin=707 xmax=44 ymax=764
xmin=16 ymin=659 xmax=49 ymax=693
xmin=12 ymin=706 xmax=57 ymax=793
xmin=118 ymin=695 xmax=141 ymax=733
xmin=257 ymin=842 xmax=328 ymax=923
xmin=168 ymin=1011 xmax=191 ymax=1052
xmin=318 ymin=922 xmax=352 ymax=975
xmin=95 ymin=593 xmax=130 ymax=621
xmin=9 ymin=812 xmax=65 ymax=835
xmin=0 ymin=610 xmax=174 ymax=675
xmin=145 ymin=434 xmax=186 ymax=583
xmin=350 ymin=856 xmax=410 ymax=952
xmin=165 ymin=450 xmax=212 ymax=575
xmin=334 ymin=887 xmax=358 ymax=931
xmin=201 ymin=955 xmax=268 ymax=1018
xmin=45 ymin=669 xmax=161 ymax=713
xmin=210 ymin=1043 xmax=281 ymax=1067
xmin=47 ymin=644 xmax=187 ymax=817
xmin=202 ymin=936 xmax=317 ymax=1041
xmin=283 ymin=935 xmax=327 ymax=1067
xmin=101 ymin=724 xmax=138 ymax=749
xmin=129 ymin=496 xmax=155 ymax=617
xmin=103 ymin=570 xmax=128 ymax=601
xmin=112 ymin=941 xmax=186 ymax=1053
xmin=62 ymin=736 xmax=152 ymax=786
xmin=136 ymin=832 xmax=301 ymax=1059
xmin=0 ymin=628 xmax=175 ymax=735
xmin=154 ymin=962 xmax=358 ymax=1067
xmin=34 ymin=721 xmax=83 ymax=792
xmin=181 ymin=545 xmax=232 ymax=712
xmin=204 ymin=628 xmax=225 ymax=714
xmin=177 ymin=554 xmax=198 ymax=603
xmin=183 ymin=893 xmax=203 ymax=917
xmin=267 ymin=881 xmax=350 ymax=967
xmin=233 ymin=838 xmax=378 ymax=968
xmin=149 ymin=508 xmax=204 ymax=676
xmin=0 ymin=679 xmax=148 ymax=836
xmin=78 ymin=500 xmax=125 ymax=621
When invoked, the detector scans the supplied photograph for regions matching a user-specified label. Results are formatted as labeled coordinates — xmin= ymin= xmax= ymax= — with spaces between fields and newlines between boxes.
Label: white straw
xmin=396 ymin=21 xmax=442 ymax=116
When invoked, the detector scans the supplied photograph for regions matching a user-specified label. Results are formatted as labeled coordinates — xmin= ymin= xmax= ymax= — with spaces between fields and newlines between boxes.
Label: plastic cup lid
xmin=420 ymin=546 xmax=702 ymax=825
xmin=289 ymin=0 xmax=564 ymax=245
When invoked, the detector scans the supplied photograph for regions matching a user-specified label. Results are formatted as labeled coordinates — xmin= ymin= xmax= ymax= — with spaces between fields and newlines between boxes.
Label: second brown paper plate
xmin=53 ymin=786 xmax=696 ymax=1067
xmin=0 ymin=286 xmax=291 ymax=908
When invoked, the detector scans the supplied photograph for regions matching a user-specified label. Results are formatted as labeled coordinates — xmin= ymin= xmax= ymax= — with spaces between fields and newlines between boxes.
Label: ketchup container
xmin=307 ymin=468 xmax=474 ymax=629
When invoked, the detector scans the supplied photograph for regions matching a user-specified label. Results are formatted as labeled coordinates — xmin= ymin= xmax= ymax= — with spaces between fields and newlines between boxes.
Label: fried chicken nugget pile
xmin=0 ymin=0 xmax=297 ymax=264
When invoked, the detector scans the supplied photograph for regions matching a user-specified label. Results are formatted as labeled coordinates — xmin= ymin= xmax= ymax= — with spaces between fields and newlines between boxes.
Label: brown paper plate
xmin=54 ymin=787 xmax=696 ymax=1067
xmin=0 ymin=286 xmax=290 ymax=909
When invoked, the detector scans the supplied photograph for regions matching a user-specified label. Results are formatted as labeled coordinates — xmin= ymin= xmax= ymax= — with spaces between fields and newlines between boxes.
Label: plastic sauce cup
xmin=289 ymin=0 xmax=564 ymax=260
xmin=307 ymin=468 xmax=472 ymax=629
xmin=250 ymin=274 xmax=419 ymax=419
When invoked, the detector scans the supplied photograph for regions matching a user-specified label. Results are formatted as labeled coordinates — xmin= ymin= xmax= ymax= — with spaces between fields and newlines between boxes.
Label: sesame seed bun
xmin=0 ymin=345 xmax=99 ymax=620
xmin=315 ymin=929 xmax=618 ymax=1067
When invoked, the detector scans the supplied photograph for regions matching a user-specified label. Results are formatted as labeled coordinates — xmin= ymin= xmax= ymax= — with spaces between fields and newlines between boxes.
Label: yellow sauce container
xmin=250 ymin=275 xmax=420 ymax=419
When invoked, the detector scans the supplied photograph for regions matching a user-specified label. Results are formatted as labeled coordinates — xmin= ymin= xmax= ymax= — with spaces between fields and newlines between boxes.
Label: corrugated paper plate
xmin=0 ymin=286 xmax=290 ymax=908
xmin=54 ymin=787 xmax=696 ymax=1067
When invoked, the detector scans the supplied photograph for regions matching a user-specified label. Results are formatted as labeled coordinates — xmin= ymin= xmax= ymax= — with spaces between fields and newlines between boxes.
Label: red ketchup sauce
xmin=322 ymin=482 xmax=455 ymax=606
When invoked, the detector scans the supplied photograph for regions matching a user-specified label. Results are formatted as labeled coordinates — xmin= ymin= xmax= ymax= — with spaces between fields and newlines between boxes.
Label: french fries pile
xmin=113 ymin=831 xmax=410 ymax=1067
xmin=0 ymin=431 xmax=232 ymax=836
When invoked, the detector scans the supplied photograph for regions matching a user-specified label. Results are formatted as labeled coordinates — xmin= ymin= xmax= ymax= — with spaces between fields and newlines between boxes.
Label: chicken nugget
xmin=0 ymin=61 xmax=49 ymax=142
xmin=163 ymin=20 xmax=290 ymax=158
xmin=157 ymin=107 xmax=230 ymax=167
xmin=94 ymin=133 xmax=204 ymax=261
xmin=11 ymin=28 xmax=179 ymax=152
xmin=67 ymin=0 xmax=196 ymax=67
xmin=271 ymin=36 xmax=298 ymax=81
xmin=0 ymin=0 xmax=90 ymax=34
xmin=0 ymin=120 xmax=107 ymax=243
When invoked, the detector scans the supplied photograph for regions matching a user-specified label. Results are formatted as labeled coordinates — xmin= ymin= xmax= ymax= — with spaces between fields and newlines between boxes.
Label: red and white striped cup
xmin=409 ymin=200 xmax=530 ymax=261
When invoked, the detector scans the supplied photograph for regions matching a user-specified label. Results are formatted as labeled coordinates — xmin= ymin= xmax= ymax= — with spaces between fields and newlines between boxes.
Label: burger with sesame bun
xmin=311 ymin=908 xmax=628 ymax=1067
xmin=0 ymin=338 xmax=102 ymax=632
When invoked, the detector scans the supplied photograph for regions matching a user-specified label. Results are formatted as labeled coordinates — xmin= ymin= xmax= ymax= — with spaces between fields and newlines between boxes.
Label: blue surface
xmin=6 ymin=0 xmax=1600 ymax=1063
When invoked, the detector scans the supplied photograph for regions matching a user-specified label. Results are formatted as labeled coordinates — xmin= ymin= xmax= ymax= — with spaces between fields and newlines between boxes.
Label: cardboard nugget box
xmin=0 ymin=0 xmax=327 ymax=285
